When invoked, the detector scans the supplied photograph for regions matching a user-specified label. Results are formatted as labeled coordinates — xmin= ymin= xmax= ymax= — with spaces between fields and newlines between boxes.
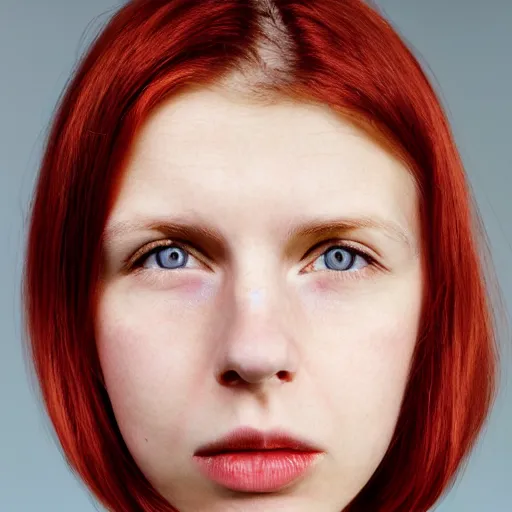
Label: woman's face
xmin=97 ymin=87 xmax=423 ymax=512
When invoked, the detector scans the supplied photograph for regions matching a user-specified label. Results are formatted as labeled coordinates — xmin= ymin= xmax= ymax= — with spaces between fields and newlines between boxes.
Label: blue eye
xmin=133 ymin=241 xmax=376 ymax=281
xmin=142 ymin=245 xmax=193 ymax=270
xmin=313 ymin=245 xmax=369 ymax=272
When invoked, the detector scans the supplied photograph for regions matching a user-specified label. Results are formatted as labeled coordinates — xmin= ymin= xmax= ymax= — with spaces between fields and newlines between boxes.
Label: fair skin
xmin=96 ymin=86 xmax=423 ymax=512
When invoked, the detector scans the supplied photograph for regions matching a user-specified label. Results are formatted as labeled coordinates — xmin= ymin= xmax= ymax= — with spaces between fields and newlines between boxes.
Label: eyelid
xmin=302 ymin=237 xmax=377 ymax=263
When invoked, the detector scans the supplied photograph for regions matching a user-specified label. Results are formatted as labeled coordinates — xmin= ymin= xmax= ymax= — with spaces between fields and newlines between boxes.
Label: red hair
xmin=22 ymin=0 xmax=507 ymax=510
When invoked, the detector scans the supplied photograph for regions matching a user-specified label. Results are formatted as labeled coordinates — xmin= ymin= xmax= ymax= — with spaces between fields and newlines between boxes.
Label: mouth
xmin=193 ymin=426 xmax=325 ymax=493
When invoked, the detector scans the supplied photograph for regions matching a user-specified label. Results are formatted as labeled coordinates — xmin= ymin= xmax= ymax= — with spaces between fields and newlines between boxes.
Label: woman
xmin=22 ymin=0 xmax=507 ymax=510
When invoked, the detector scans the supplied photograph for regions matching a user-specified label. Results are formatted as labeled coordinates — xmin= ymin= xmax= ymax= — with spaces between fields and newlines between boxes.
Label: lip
xmin=193 ymin=426 xmax=324 ymax=492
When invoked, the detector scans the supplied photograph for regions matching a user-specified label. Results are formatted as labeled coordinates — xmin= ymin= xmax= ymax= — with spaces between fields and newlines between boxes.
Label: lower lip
xmin=193 ymin=450 xmax=322 ymax=492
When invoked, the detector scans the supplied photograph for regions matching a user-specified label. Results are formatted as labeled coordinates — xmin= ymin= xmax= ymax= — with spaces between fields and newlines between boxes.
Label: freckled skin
xmin=96 ymin=87 xmax=423 ymax=512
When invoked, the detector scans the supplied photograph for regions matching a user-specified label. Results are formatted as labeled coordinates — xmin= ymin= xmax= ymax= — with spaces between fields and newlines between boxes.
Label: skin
xmin=96 ymin=86 xmax=424 ymax=512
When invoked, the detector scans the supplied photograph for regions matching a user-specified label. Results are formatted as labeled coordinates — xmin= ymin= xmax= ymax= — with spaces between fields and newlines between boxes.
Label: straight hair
xmin=22 ymin=1 xmax=508 ymax=510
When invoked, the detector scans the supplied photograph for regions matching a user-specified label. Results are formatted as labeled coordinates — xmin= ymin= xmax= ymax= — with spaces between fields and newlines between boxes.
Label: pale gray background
xmin=1 ymin=1 xmax=510 ymax=510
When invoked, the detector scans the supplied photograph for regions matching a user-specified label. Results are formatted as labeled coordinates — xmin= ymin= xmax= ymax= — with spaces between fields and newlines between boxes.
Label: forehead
xmin=110 ymin=88 xmax=418 ymax=241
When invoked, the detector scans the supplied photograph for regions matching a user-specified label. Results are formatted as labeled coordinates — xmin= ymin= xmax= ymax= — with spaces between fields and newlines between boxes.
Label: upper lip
xmin=194 ymin=426 xmax=323 ymax=456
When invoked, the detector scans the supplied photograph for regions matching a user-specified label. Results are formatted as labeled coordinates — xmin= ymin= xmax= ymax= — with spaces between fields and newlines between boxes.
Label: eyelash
xmin=127 ymin=239 xmax=379 ymax=284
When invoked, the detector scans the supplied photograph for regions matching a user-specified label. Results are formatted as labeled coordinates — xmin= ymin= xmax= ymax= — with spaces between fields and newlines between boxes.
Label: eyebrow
xmin=103 ymin=215 xmax=417 ymax=257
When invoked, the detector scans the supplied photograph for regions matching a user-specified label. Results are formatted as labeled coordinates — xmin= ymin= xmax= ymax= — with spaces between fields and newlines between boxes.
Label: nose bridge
xmin=229 ymin=245 xmax=286 ymax=342
xmin=248 ymin=288 xmax=265 ymax=309
xmin=214 ymin=242 xmax=299 ymax=387
xmin=230 ymin=240 xmax=282 ymax=309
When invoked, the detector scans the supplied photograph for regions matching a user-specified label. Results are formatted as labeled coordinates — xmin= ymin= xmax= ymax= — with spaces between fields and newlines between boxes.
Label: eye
xmin=137 ymin=243 xmax=201 ymax=271
xmin=129 ymin=240 xmax=378 ymax=282
xmin=301 ymin=242 xmax=377 ymax=280
xmin=308 ymin=244 xmax=373 ymax=272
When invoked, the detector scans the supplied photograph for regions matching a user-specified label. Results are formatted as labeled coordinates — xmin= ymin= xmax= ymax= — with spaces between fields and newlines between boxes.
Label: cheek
xmin=319 ymin=312 xmax=417 ymax=421
xmin=94 ymin=286 xmax=210 ymax=464
xmin=95 ymin=276 xmax=214 ymax=398
xmin=301 ymin=275 xmax=422 ymax=463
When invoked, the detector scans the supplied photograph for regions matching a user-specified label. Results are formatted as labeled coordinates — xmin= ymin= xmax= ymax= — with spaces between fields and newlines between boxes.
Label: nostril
xmin=218 ymin=370 xmax=293 ymax=386
xmin=221 ymin=370 xmax=239 ymax=384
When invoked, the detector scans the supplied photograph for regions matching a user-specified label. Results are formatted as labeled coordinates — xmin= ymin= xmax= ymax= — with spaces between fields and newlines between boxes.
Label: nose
xmin=215 ymin=287 xmax=299 ymax=388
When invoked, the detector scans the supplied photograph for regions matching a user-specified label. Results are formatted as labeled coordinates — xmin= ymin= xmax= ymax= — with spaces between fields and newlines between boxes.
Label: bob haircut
xmin=22 ymin=0 xmax=508 ymax=510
